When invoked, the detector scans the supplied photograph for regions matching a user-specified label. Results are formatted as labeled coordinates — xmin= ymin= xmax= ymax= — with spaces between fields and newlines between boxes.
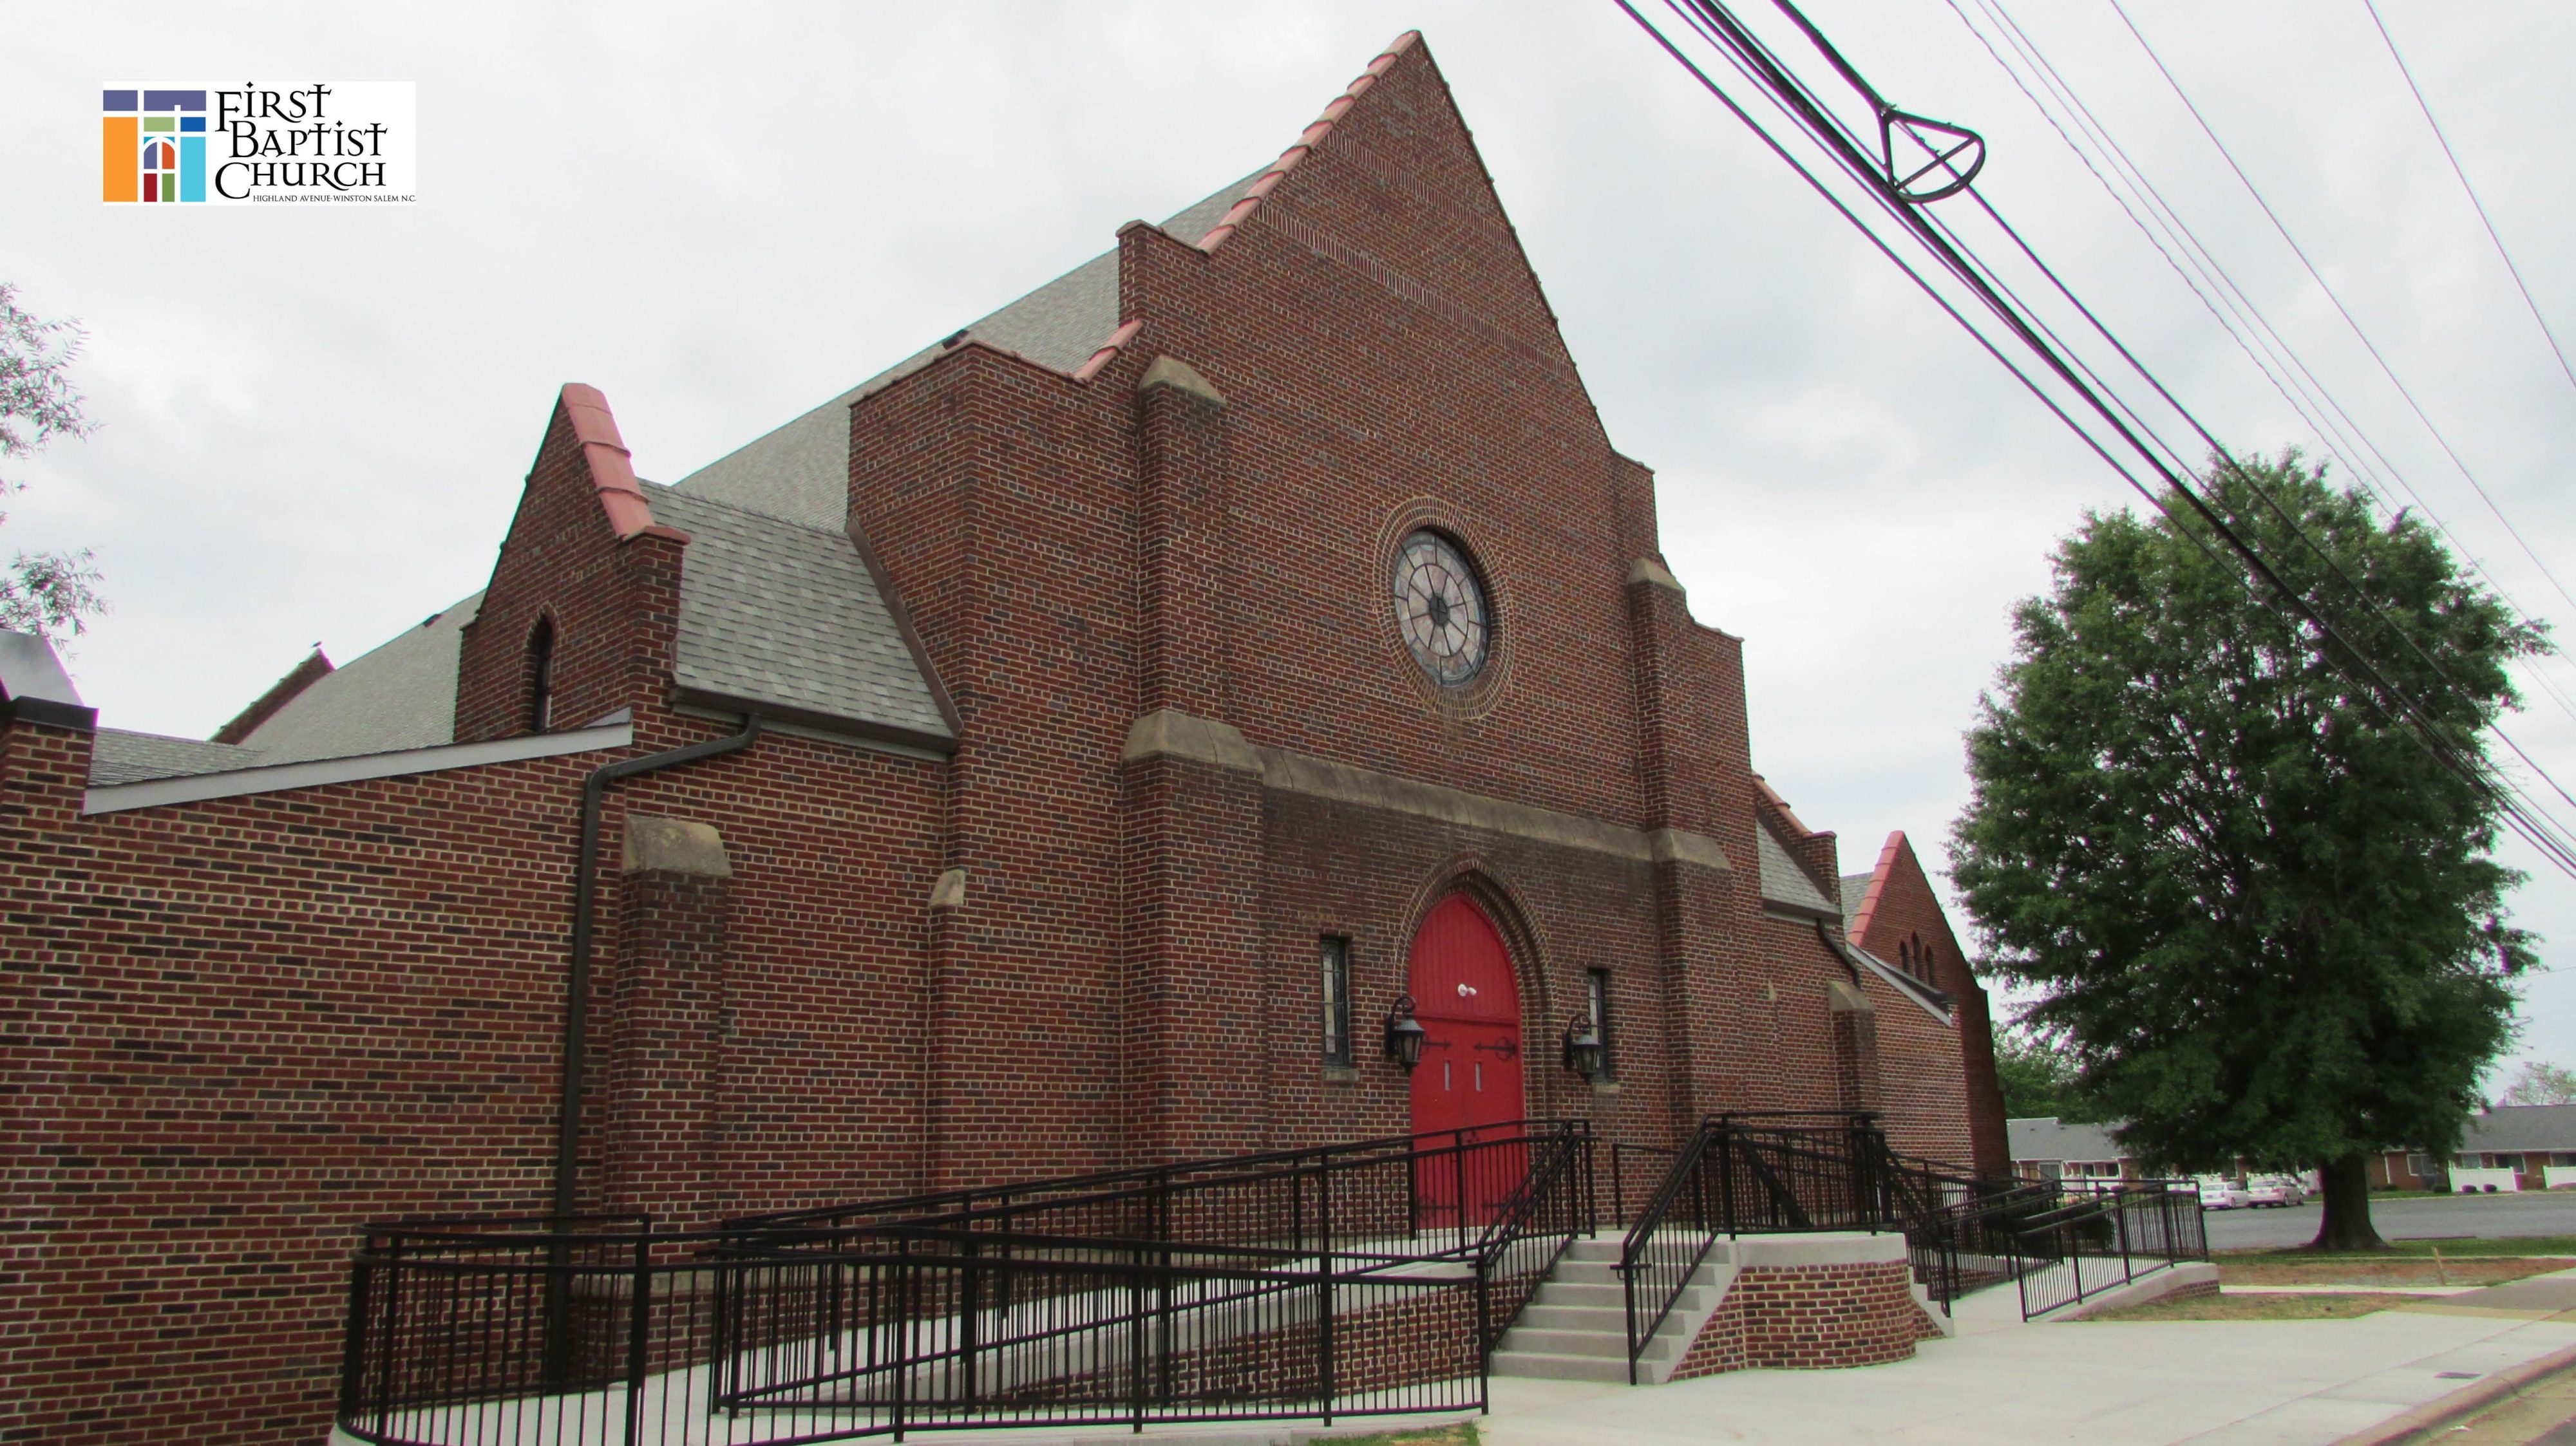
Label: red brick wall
xmin=846 ymin=346 xmax=1141 ymax=1186
xmin=0 ymin=700 xmax=944 ymax=1445
xmin=601 ymin=866 xmax=730 ymax=1223
xmin=1001 ymin=1278 xmax=1482 ymax=1409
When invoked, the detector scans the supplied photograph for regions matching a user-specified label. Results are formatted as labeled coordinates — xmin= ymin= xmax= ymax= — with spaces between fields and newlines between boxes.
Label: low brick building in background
xmin=1 ymin=32 xmax=2004 ymax=1442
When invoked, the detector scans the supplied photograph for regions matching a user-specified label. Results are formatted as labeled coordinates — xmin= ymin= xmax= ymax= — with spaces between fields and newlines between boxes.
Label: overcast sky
xmin=7 ymin=1 xmax=2573 ymax=1086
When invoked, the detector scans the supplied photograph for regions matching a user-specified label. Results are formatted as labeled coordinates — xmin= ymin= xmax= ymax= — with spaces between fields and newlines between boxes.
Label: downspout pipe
xmin=551 ymin=713 xmax=762 ymax=1226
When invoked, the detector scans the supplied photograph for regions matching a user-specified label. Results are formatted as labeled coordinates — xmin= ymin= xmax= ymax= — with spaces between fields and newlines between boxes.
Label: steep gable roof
xmin=1196 ymin=32 xmax=1585 ymax=388
xmin=672 ymin=176 xmax=1261 ymax=531
xmin=235 ymin=593 xmax=482 ymax=764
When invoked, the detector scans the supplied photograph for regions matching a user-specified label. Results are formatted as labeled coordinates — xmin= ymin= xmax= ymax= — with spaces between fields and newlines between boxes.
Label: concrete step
xmin=1498 ymin=1326 xmax=1683 ymax=1362
xmin=1515 ymin=1302 xmax=1626 ymax=1332
xmin=1530 ymin=1279 xmax=1721 ymax=1317
xmin=1497 ymin=1327 xmax=1629 ymax=1358
xmin=1486 ymin=1349 xmax=1634 ymax=1384
xmin=1531 ymin=1280 xmax=1628 ymax=1309
xmin=1560 ymin=1237 xmax=1625 ymax=1264
xmin=1551 ymin=1262 xmax=1622 ymax=1286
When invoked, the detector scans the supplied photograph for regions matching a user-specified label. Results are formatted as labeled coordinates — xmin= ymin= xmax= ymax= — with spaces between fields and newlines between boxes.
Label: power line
xmin=2363 ymin=0 xmax=2576 ymax=400
xmin=1953 ymin=0 xmax=2405 ymax=512
xmin=2107 ymin=0 xmax=2576 ymax=622
xmin=1616 ymin=0 xmax=2576 ymax=878
xmin=1946 ymin=0 xmax=2576 ymax=735
xmin=1951 ymin=0 xmax=2576 ymax=852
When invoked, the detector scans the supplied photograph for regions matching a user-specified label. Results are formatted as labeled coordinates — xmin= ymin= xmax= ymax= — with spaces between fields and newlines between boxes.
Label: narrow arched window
xmin=526 ymin=616 xmax=555 ymax=733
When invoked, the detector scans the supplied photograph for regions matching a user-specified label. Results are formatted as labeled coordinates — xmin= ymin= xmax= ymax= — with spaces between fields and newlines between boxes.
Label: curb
xmin=2331 ymin=1339 xmax=2576 ymax=1445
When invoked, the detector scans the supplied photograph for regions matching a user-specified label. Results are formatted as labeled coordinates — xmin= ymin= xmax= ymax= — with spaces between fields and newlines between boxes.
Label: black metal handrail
xmin=2009 ymin=1181 xmax=2206 ymax=1319
xmin=732 ymin=1120 xmax=1572 ymax=1232
xmin=1616 ymin=1126 xmax=1723 ymax=1383
xmin=339 ymin=1120 xmax=1595 ymax=1445
xmin=1616 ymin=1112 xmax=1904 ymax=1383
xmin=1616 ymin=1113 xmax=2049 ymax=1382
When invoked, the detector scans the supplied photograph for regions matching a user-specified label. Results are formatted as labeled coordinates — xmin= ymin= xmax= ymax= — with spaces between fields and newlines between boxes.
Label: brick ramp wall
xmin=1669 ymin=1233 xmax=1944 ymax=1380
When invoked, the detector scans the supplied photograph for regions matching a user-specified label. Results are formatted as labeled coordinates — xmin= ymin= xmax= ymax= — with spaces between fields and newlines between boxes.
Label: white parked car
xmin=2197 ymin=1176 xmax=2252 ymax=1210
xmin=2245 ymin=1176 xmax=2304 ymax=1208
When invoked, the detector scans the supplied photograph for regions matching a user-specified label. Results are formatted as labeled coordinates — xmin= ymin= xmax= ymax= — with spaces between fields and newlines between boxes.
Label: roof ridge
xmin=213 ymin=647 xmax=332 ymax=744
xmin=1751 ymin=773 xmax=1820 ymax=839
xmin=1846 ymin=831 xmax=1905 ymax=948
xmin=100 ymin=725 xmax=261 ymax=748
xmin=561 ymin=384 xmax=690 ymax=545
xmin=1195 ymin=30 xmax=1422 ymax=254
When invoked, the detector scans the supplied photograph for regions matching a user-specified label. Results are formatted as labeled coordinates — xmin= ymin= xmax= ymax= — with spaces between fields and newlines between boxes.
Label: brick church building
xmin=2 ymin=32 xmax=2003 ymax=1443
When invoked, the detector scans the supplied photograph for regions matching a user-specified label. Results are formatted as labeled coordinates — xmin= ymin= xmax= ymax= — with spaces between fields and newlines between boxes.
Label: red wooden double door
xmin=1407 ymin=894 xmax=1525 ymax=1226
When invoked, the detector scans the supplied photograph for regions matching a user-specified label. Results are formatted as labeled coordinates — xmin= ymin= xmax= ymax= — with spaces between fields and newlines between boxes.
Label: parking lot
xmin=2202 ymin=1188 xmax=2576 ymax=1248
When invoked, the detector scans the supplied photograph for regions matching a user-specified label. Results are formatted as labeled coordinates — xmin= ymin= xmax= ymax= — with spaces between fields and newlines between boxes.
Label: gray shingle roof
xmin=90 ymin=729 xmax=265 ymax=785
xmin=194 ymin=169 xmax=1272 ymax=774
xmin=2463 ymin=1104 xmax=2576 ymax=1153
xmin=1757 ymin=820 xmax=1841 ymax=917
xmin=645 ymin=487 xmax=951 ymax=745
xmin=1839 ymin=872 xmax=1870 ymax=931
xmin=668 ymin=249 xmax=1113 ymax=531
xmin=2008 ymin=1116 xmax=2128 ymax=1163
xmin=675 ymin=174 xmax=1262 ymax=531
xmin=237 ymin=593 xmax=480 ymax=764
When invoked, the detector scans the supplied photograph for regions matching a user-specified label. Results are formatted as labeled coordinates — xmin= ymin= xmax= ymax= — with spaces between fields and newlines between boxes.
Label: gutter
xmin=552 ymin=715 xmax=762 ymax=1225
xmin=1816 ymin=921 xmax=1957 ymax=1024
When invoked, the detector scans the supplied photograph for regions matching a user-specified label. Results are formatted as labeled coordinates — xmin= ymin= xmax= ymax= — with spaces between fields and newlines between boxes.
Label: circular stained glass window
xmin=1391 ymin=530 xmax=1491 ymax=686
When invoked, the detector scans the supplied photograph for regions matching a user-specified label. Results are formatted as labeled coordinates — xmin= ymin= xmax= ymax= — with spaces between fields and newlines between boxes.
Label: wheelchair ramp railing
xmin=337 ymin=1120 xmax=1596 ymax=1445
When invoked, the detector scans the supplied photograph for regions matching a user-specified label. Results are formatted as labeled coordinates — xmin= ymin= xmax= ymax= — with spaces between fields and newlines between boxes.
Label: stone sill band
xmin=1120 ymin=707 xmax=1732 ymax=872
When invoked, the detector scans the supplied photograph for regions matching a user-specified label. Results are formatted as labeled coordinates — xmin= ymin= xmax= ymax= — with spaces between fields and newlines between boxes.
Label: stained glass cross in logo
xmin=102 ymin=89 xmax=207 ymax=203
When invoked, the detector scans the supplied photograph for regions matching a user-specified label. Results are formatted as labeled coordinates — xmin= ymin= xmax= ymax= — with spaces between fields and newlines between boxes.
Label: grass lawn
xmin=2221 ymin=1236 xmax=2576 ymax=1261
xmin=1325 ymin=1426 xmax=1478 ymax=1446
xmin=2369 ymin=1235 xmax=2576 ymax=1258
xmin=2216 ymin=1255 xmax=2563 ymax=1287
xmin=2088 ymin=1291 xmax=2429 ymax=1322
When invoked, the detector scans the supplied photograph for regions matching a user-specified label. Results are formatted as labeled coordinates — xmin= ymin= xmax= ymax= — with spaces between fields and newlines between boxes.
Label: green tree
xmin=1953 ymin=453 xmax=2539 ymax=1250
xmin=0 ymin=283 xmax=104 ymax=639
xmin=2497 ymin=1062 xmax=2576 ymax=1107
xmin=1994 ymin=1028 xmax=2102 ymax=1122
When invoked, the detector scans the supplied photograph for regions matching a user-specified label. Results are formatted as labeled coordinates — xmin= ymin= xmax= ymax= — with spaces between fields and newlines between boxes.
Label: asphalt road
xmin=2203 ymin=1190 xmax=2576 ymax=1250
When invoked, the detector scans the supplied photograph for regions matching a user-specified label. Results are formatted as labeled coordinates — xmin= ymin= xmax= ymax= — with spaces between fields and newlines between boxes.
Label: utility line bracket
xmin=1882 ymin=108 xmax=1985 ymax=203
xmin=1758 ymin=0 xmax=1987 ymax=202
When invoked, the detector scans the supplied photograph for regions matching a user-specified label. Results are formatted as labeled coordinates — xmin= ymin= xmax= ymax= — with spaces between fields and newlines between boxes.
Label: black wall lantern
xmin=1383 ymin=994 xmax=1427 ymax=1071
xmin=1561 ymin=1015 xmax=1605 ymax=1080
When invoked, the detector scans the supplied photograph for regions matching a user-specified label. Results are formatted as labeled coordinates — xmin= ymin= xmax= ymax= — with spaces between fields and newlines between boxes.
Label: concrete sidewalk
xmin=1472 ymin=1295 xmax=2576 ymax=1445
xmin=905 ymin=1278 xmax=2576 ymax=1446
